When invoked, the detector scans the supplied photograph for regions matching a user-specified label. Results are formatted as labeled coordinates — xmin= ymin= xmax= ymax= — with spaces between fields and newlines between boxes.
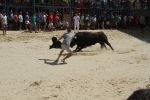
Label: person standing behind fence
xmin=41 ymin=12 xmax=47 ymax=31
xmin=18 ymin=12 xmax=23 ymax=31
xmin=105 ymin=14 xmax=111 ymax=29
xmin=73 ymin=13 xmax=80 ymax=33
xmin=0 ymin=10 xmax=3 ymax=29
xmin=1 ymin=12 xmax=8 ymax=35
xmin=8 ymin=10 xmax=14 ymax=31
xmin=91 ymin=15 xmax=97 ymax=30
xmin=53 ymin=12 xmax=59 ymax=30
xmin=14 ymin=12 xmax=19 ymax=31
xmin=25 ymin=11 xmax=30 ymax=31
xmin=114 ymin=14 xmax=118 ymax=29
xmin=80 ymin=14 xmax=85 ymax=29
xmin=110 ymin=14 xmax=114 ymax=29
xmin=139 ymin=15 xmax=146 ymax=33
xmin=85 ymin=14 xmax=90 ymax=29
xmin=29 ymin=12 xmax=38 ymax=33
xmin=36 ymin=11 xmax=42 ymax=31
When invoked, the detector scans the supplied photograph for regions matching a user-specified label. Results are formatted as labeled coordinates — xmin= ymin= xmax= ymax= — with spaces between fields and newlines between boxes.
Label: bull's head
xmin=70 ymin=36 xmax=77 ymax=48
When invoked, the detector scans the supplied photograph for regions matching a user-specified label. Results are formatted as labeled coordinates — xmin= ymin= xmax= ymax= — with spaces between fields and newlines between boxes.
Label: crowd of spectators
xmin=0 ymin=9 xmax=149 ymax=34
xmin=0 ymin=10 xmax=70 ymax=34
xmin=73 ymin=12 xmax=149 ymax=32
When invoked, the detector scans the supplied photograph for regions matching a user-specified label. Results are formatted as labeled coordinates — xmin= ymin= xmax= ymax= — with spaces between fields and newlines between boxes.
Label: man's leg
xmin=57 ymin=50 xmax=64 ymax=60
xmin=77 ymin=22 xmax=79 ymax=32
xmin=74 ymin=23 xmax=76 ymax=33
xmin=63 ymin=52 xmax=73 ymax=61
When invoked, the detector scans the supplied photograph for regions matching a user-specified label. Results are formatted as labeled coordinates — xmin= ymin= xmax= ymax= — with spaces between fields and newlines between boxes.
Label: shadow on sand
xmin=118 ymin=28 xmax=150 ymax=44
xmin=39 ymin=59 xmax=67 ymax=65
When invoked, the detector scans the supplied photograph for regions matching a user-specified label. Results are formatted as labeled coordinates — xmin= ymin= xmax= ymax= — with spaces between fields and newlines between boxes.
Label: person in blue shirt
xmin=8 ymin=10 xmax=14 ymax=31
xmin=36 ymin=11 xmax=42 ymax=31
xmin=100 ymin=14 xmax=106 ymax=29
xmin=105 ymin=14 xmax=111 ymax=29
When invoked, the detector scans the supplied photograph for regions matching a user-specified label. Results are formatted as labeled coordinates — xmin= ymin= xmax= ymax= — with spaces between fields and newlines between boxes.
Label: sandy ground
xmin=0 ymin=28 xmax=150 ymax=100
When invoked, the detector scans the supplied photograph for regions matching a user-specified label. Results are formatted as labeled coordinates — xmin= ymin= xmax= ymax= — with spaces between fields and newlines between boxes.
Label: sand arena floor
xmin=0 ymin=29 xmax=150 ymax=100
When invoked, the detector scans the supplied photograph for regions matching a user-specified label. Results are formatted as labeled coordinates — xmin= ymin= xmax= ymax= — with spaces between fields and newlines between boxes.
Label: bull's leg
xmin=75 ymin=45 xmax=80 ymax=51
xmin=105 ymin=41 xmax=114 ymax=51
xmin=100 ymin=42 xmax=107 ymax=50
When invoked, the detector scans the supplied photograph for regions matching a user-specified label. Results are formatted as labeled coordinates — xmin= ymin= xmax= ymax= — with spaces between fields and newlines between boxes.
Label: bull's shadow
xmin=38 ymin=59 xmax=66 ymax=65
xmin=118 ymin=28 xmax=150 ymax=44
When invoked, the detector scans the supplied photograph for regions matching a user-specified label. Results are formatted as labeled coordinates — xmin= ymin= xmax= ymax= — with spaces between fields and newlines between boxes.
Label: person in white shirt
xmin=129 ymin=15 xmax=133 ymax=28
xmin=48 ymin=21 xmax=54 ymax=31
xmin=73 ymin=13 xmax=80 ymax=33
xmin=18 ymin=12 xmax=23 ymax=30
xmin=1 ymin=12 xmax=8 ymax=35
xmin=123 ymin=15 xmax=127 ymax=28
xmin=91 ymin=15 xmax=97 ymax=30
xmin=0 ymin=11 xmax=3 ymax=29
xmin=41 ymin=12 xmax=47 ymax=31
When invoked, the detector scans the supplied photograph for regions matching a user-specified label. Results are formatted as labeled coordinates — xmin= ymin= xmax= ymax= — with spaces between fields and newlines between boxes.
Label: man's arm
xmin=57 ymin=35 xmax=63 ymax=41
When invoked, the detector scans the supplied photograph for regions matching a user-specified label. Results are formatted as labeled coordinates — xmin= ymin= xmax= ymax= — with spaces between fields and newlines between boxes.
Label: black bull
xmin=70 ymin=31 xmax=114 ymax=51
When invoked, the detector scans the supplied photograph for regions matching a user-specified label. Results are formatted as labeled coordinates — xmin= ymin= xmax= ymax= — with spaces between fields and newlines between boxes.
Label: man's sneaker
xmin=30 ymin=31 xmax=32 ymax=33
xmin=35 ymin=31 xmax=38 ymax=33
xmin=61 ymin=59 xmax=67 ymax=63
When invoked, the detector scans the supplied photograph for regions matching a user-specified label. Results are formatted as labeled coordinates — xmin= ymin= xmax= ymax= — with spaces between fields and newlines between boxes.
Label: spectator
xmin=91 ymin=15 xmax=97 ymax=30
xmin=123 ymin=14 xmax=127 ymax=28
xmin=117 ymin=15 xmax=121 ymax=29
xmin=0 ymin=10 xmax=3 ymax=29
xmin=100 ymin=14 xmax=106 ymax=29
xmin=129 ymin=14 xmax=134 ymax=28
xmin=36 ymin=11 xmax=42 ymax=31
xmin=53 ymin=12 xmax=59 ymax=30
xmin=105 ymin=14 xmax=111 ymax=29
xmin=110 ymin=14 xmax=114 ymax=29
xmin=48 ymin=11 xmax=53 ymax=30
xmin=48 ymin=20 xmax=54 ymax=31
xmin=85 ymin=14 xmax=90 ymax=29
xmin=25 ymin=11 xmax=30 ymax=30
xmin=14 ymin=12 xmax=19 ymax=31
xmin=145 ymin=15 xmax=149 ymax=28
xmin=41 ymin=12 xmax=47 ymax=31
xmin=135 ymin=15 xmax=140 ymax=28
xmin=18 ymin=12 xmax=23 ymax=31
xmin=80 ymin=14 xmax=85 ymax=29
xmin=8 ymin=10 xmax=14 ymax=31
xmin=29 ymin=12 xmax=38 ymax=33
xmin=139 ymin=15 xmax=146 ymax=33
xmin=114 ymin=14 xmax=118 ymax=29
xmin=73 ymin=13 xmax=80 ymax=33
xmin=1 ymin=12 xmax=8 ymax=35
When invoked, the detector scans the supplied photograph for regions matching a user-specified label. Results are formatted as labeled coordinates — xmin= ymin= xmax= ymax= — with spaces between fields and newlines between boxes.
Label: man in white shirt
xmin=73 ymin=13 xmax=80 ymax=33
xmin=0 ymin=11 xmax=3 ymax=29
xmin=18 ymin=12 xmax=23 ymax=30
xmin=123 ymin=15 xmax=127 ymax=28
xmin=1 ymin=12 xmax=8 ymax=35
xmin=41 ymin=12 xmax=47 ymax=31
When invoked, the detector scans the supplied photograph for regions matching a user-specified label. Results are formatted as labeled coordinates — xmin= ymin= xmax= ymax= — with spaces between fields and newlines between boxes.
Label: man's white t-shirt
xmin=42 ymin=15 xmax=47 ymax=22
xmin=2 ymin=15 xmax=7 ymax=24
xmin=19 ymin=14 xmax=23 ymax=22
xmin=73 ymin=16 xmax=80 ymax=23
xmin=123 ymin=16 xmax=127 ymax=22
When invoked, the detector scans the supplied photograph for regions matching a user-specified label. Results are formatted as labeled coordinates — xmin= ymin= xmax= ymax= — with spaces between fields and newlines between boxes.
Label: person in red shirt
xmin=53 ymin=12 xmax=59 ymax=30
xmin=48 ymin=12 xmax=53 ymax=31
xmin=14 ymin=12 xmax=19 ymax=31
xmin=135 ymin=15 xmax=140 ymax=28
